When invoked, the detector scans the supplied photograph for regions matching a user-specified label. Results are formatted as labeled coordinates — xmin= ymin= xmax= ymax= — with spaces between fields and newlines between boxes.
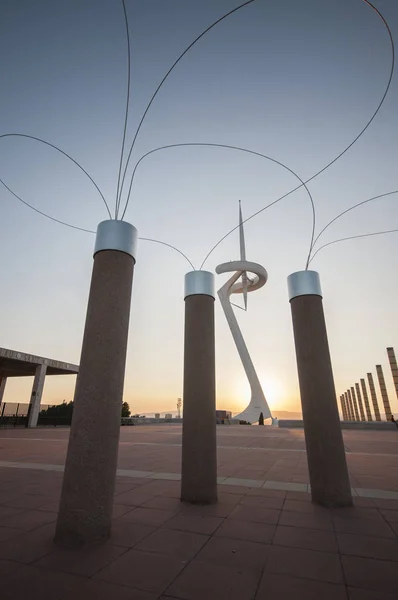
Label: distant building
xmin=216 ymin=410 xmax=232 ymax=424
xmin=154 ymin=413 xmax=160 ymax=419
xmin=165 ymin=413 xmax=173 ymax=420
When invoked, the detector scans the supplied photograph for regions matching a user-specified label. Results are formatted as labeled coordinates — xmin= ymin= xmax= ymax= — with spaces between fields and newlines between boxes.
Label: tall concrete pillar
xmin=340 ymin=395 xmax=348 ymax=421
xmin=27 ymin=364 xmax=47 ymax=427
xmin=0 ymin=376 xmax=7 ymax=407
xmin=55 ymin=220 xmax=137 ymax=547
xmin=287 ymin=270 xmax=352 ymax=507
xmin=376 ymin=365 xmax=392 ymax=421
xmin=360 ymin=378 xmax=373 ymax=421
xmin=367 ymin=373 xmax=381 ymax=421
xmin=344 ymin=392 xmax=352 ymax=421
xmin=355 ymin=383 xmax=366 ymax=421
xmin=181 ymin=270 xmax=217 ymax=504
xmin=346 ymin=390 xmax=354 ymax=420
xmin=349 ymin=387 xmax=360 ymax=421
xmin=387 ymin=347 xmax=398 ymax=404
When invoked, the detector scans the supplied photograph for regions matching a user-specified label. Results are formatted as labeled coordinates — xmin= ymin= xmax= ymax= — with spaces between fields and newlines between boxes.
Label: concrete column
xmin=355 ymin=383 xmax=366 ymax=421
xmin=346 ymin=391 xmax=354 ymax=421
xmin=0 ymin=376 xmax=7 ymax=407
xmin=287 ymin=270 xmax=352 ymax=507
xmin=387 ymin=347 xmax=398 ymax=403
xmin=376 ymin=365 xmax=392 ymax=421
xmin=343 ymin=396 xmax=349 ymax=420
xmin=350 ymin=387 xmax=360 ymax=421
xmin=360 ymin=378 xmax=373 ymax=421
xmin=55 ymin=220 xmax=137 ymax=547
xmin=344 ymin=393 xmax=351 ymax=420
xmin=340 ymin=396 xmax=347 ymax=421
xmin=27 ymin=364 xmax=47 ymax=427
xmin=181 ymin=270 xmax=217 ymax=504
xmin=367 ymin=373 xmax=381 ymax=421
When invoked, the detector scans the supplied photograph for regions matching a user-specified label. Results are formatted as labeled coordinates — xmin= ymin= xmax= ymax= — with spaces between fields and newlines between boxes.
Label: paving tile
xmin=0 ymin=526 xmax=24 ymax=542
xmin=163 ymin=514 xmax=224 ymax=535
xmin=0 ymin=558 xmax=19 ymax=577
xmin=283 ymin=499 xmax=329 ymax=514
xmin=1 ymin=509 xmax=56 ymax=531
xmin=34 ymin=542 xmax=127 ymax=576
xmin=109 ymin=521 xmax=156 ymax=548
xmin=342 ymin=555 xmax=398 ymax=593
xmin=265 ymin=545 xmax=343 ymax=583
xmin=333 ymin=516 xmax=395 ymax=537
xmin=238 ymin=495 xmax=284 ymax=509
xmin=215 ymin=518 xmax=276 ymax=544
xmin=331 ymin=507 xmax=384 ymax=521
xmin=142 ymin=496 xmax=183 ymax=512
xmin=279 ymin=510 xmax=333 ymax=531
xmin=371 ymin=499 xmax=398 ymax=510
xmin=337 ymin=532 xmax=398 ymax=561
xmin=167 ymin=559 xmax=261 ymax=600
xmin=63 ymin=580 xmax=158 ymax=600
xmin=273 ymin=525 xmax=338 ymax=553
xmin=4 ymin=494 xmax=51 ymax=510
xmin=348 ymin=588 xmax=398 ymax=600
xmin=380 ymin=509 xmax=398 ymax=523
xmin=195 ymin=535 xmax=270 ymax=570
xmin=0 ymin=563 xmax=86 ymax=600
xmin=95 ymin=549 xmax=186 ymax=594
xmin=113 ymin=504 xmax=136 ymax=519
xmin=228 ymin=504 xmax=280 ymax=525
xmin=114 ymin=489 xmax=158 ymax=507
xmin=117 ymin=507 xmax=176 ymax=527
xmin=256 ymin=572 xmax=347 ymax=599
xmin=0 ymin=522 xmax=56 ymax=563
xmin=136 ymin=528 xmax=208 ymax=560
xmin=246 ymin=487 xmax=286 ymax=499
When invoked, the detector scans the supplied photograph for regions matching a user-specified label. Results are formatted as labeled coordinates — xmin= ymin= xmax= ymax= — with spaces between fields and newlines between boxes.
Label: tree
xmin=259 ymin=412 xmax=264 ymax=426
xmin=177 ymin=397 xmax=182 ymax=418
xmin=121 ymin=402 xmax=131 ymax=418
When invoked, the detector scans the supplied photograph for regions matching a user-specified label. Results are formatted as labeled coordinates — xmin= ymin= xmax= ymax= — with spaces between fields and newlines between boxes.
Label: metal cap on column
xmin=367 ymin=373 xmax=381 ymax=421
xmin=55 ymin=220 xmax=138 ymax=547
xmin=181 ymin=270 xmax=217 ymax=504
xmin=287 ymin=270 xmax=352 ymax=507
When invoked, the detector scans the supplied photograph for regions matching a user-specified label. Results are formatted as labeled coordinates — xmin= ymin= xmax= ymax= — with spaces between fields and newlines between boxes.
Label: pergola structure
xmin=0 ymin=346 xmax=79 ymax=427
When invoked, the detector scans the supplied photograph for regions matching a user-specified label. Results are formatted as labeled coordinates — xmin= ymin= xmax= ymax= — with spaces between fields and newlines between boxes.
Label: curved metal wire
xmin=200 ymin=0 xmax=394 ymax=268
xmin=117 ymin=0 xmax=256 ymax=210
xmin=310 ymin=190 xmax=398 ymax=259
xmin=1 ymin=176 xmax=195 ymax=267
xmin=120 ymin=143 xmax=315 ymax=267
xmin=309 ymin=228 xmax=398 ymax=264
xmin=0 ymin=133 xmax=112 ymax=218
xmin=1 ymin=175 xmax=96 ymax=234
xmin=139 ymin=237 xmax=195 ymax=270
xmin=115 ymin=0 xmax=132 ymax=219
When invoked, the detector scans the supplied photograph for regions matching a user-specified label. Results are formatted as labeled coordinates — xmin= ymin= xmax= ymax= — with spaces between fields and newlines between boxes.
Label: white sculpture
xmin=216 ymin=202 xmax=272 ymax=423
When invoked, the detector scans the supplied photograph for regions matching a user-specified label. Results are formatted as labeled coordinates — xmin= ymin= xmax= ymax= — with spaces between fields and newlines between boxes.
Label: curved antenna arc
xmin=310 ymin=190 xmax=398 ymax=257
xmin=0 ymin=133 xmax=111 ymax=218
xmin=139 ymin=237 xmax=195 ymax=270
xmin=309 ymin=228 xmax=398 ymax=264
xmin=201 ymin=0 xmax=394 ymax=267
xmin=120 ymin=142 xmax=315 ymax=268
xmin=115 ymin=0 xmax=132 ymax=219
xmin=117 ymin=0 xmax=256 ymax=207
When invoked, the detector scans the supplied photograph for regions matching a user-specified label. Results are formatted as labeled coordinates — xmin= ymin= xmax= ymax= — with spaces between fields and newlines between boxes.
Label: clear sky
xmin=1 ymin=0 xmax=397 ymax=417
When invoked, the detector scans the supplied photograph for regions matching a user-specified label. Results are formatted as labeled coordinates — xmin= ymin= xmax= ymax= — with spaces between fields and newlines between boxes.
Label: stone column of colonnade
xmin=376 ymin=365 xmax=392 ymax=421
xmin=346 ymin=390 xmax=355 ymax=421
xmin=387 ymin=347 xmax=398 ymax=411
xmin=350 ymin=387 xmax=360 ymax=421
xmin=360 ymin=379 xmax=373 ymax=421
xmin=355 ymin=383 xmax=366 ymax=422
xmin=27 ymin=364 xmax=47 ymax=427
xmin=367 ymin=373 xmax=382 ymax=421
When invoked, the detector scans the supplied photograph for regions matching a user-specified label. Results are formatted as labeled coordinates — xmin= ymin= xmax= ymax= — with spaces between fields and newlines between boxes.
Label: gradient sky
xmin=1 ymin=0 xmax=397 ymax=416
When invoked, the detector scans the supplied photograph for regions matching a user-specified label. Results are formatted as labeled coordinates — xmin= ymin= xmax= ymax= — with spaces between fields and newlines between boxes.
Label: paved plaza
xmin=1 ymin=424 xmax=398 ymax=599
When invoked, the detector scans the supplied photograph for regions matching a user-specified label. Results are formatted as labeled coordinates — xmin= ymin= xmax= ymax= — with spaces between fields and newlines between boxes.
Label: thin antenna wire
xmin=0 ymin=133 xmax=111 ymax=218
xmin=310 ymin=190 xmax=398 ymax=259
xmin=139 ymin=237 xmax=195 ymax=269
xmin=115 ymin=0 xmax=131 ymax=219
xmin=117 ymin=0 xmax=256 ymax=208
xmin=200 ymin=0 xmax=394 ymax=268
xmin=1 ymin=176 xmax=96 ymax=234
xmin=120 ymin=143 xmax=315 ymax=263
xmin=309 ymin=228 xmax=398 ymax=264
